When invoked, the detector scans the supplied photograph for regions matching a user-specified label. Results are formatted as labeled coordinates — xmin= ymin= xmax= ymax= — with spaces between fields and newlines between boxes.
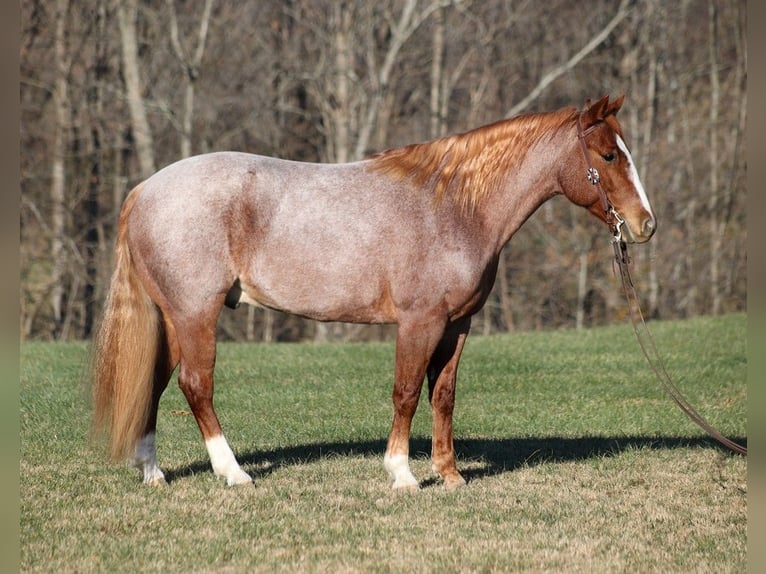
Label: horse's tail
xmin=91 ymin=182 xmax=160 ymax=461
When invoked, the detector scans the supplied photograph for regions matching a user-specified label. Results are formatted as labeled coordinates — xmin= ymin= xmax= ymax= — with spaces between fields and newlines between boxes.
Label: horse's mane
xmin=369 ymin=108 xmax=577 ymax=214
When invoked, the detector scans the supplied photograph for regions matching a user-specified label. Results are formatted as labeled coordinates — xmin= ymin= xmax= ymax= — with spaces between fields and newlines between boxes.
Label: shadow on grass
xmin=163 ymin=434 xmax=747 ymax=486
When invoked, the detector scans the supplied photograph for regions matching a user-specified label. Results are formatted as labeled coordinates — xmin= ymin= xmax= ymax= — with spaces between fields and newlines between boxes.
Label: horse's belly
xmin=238 ymin=266 xmax=397 ymax=324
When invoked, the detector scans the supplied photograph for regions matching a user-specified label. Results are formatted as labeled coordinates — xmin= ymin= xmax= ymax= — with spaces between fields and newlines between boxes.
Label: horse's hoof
xmin=443 ymin=475 xmax=467 ymax=491
xmin=140 ymin=466 xmax=167 ymax=486
xmin=391 ymin=477 xmax=420 ymax=492
xmin=226 ymin=471 xmax=253 ymax=486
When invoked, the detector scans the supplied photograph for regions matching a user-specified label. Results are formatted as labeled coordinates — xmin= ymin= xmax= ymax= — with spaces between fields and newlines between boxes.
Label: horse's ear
xmin=581 ymin=95 xmax=624 ymax=129
xmin=604 ymin=94 xmax=625 ymax=117
xmin=581 ymin=95 xmax=610 ymax=129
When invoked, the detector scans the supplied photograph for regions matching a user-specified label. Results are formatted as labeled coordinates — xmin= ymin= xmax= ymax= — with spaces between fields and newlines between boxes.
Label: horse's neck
xmin=478 ymin=128 xmax=570 ymax=252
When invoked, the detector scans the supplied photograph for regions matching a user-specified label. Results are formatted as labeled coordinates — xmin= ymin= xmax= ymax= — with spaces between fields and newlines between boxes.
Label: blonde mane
xmin=370 ymin=108 xmax=577 ymax=214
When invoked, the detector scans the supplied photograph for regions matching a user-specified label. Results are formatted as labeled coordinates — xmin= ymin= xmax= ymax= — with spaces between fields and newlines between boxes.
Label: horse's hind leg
xmin=427 ymin=318 xmax=470 ymax=491
xmin=175 ymin=308 xmax=252 ymax=486
xmin=131 ymin=316 xmax=179 ymax=485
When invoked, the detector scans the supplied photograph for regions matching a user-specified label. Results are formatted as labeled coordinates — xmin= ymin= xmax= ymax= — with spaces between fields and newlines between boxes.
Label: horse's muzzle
xmin=625 ymin=214 xmax=656 ymax=244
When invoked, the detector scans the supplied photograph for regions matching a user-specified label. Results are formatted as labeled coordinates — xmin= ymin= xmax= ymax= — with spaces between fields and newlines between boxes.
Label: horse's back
xmin=125 ymin=152 xmax=405 ymax=320
xmin=125 ymin=151 xmax=487 ymax=324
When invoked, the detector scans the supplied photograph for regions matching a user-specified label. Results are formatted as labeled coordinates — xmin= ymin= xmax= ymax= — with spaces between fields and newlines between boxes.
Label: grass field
xmin=20 ymin=314 xmax=746 ymax=572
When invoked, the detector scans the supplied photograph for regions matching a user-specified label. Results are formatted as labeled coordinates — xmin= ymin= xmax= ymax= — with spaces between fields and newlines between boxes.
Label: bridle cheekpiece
xmin=576 ymin=113 xmax=623 ymax=243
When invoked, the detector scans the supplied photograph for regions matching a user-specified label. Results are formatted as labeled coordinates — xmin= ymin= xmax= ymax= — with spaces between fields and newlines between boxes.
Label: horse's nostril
xmin=643 ymin=216 xmax=656 ymax=237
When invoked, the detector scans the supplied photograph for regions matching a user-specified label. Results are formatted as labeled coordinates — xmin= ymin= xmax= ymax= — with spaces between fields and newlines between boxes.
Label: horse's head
xmin=563 ymin=95 xmax=656 ymax=244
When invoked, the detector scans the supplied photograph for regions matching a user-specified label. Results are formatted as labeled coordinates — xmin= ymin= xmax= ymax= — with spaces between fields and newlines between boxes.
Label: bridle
xmin=576 ymin=111 xmax=747 ymax=456
xmin=576 ymin=113 xmax=625 ymax=243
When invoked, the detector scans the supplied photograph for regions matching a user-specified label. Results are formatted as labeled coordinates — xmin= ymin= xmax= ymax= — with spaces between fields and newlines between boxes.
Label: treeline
xmin=20 ymin=0 xmax=746 ymax=342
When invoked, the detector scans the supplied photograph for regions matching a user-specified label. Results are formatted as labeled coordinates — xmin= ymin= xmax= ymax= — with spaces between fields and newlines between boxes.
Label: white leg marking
xmin=616 ymin=135 xmax=654 ymax=215
xmin=131 ymin=432 xmax=166 ymax=486
xmin=384 ymin=453 xmax=419 ymax=490
xmin=205 ymin=435 xmax=253 ymax=486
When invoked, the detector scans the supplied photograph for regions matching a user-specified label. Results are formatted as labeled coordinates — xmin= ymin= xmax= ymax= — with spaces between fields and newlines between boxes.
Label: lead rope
xmin=577 ymin=114 xmax=746 ymax=456
xmin=612 ymin=239 xmax=746 ymax=455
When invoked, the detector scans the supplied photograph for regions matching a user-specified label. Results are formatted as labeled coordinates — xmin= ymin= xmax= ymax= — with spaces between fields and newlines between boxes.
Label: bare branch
xmin=166 ymin=0 xmax=214 ymax=75
xmin=504 ymin=0 xmax=630 ymax=117
xmin=354 ymin=0 xmax=454 ymax=158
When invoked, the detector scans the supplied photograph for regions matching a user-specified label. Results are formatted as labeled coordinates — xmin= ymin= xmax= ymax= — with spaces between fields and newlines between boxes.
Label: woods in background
xmin=20 ymin=0 xmax=747 ymax=342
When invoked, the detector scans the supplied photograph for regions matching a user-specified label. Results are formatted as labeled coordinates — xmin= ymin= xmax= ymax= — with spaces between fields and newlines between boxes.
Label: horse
xmin=91 ymin=95 xmax=655 ymax=490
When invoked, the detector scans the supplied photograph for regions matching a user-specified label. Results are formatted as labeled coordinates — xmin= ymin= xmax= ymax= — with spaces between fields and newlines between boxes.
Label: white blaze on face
xmin=616 ymin=135 xmax=654 ymax=217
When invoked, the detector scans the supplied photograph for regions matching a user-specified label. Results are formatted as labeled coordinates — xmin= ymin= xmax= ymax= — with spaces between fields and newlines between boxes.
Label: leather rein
xmin=576 ymin=114 xmax=746 ymax=456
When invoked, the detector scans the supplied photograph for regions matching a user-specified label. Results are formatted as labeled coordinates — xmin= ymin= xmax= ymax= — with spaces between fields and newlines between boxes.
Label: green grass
xmin=21 ymin=314 xmax=747 ymax=572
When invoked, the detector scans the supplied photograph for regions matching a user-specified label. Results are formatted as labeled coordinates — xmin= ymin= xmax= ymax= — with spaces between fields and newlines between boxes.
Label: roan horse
xmin=92 ymin=95 xmax=655 ymax=490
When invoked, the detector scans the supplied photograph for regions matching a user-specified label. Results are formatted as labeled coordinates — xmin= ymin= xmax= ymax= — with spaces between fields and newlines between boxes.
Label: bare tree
xmin=707 ymin=0 xmax=746 ymax=315
xmin=82 ymin=0 xmax=110 ymax=338
xmin=429 ymin=2 xmax=445 ymax=139
xmin=623 ymin=0 xmax=659 ymax=318
xmin=50 ymin=0 xmax=70 ymax=339
xmin=19 ymin=0 xmax=747 ymax=341
xmin=117 ymin=0 xmax=156 ymax=178
xmin=352 ymin=0 xmax=444 ymax=159
xmin=707 ymin=0 xmax=722 ymax=315
xmin=166 ymin=0 xmax=214 ymax=158
xmin=504 ymin=0 xmax=630 ymax=118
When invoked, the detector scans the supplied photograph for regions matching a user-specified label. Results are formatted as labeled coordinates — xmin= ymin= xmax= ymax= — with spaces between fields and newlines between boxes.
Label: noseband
xmin=576 ymin=114 xmax=624 ymax=242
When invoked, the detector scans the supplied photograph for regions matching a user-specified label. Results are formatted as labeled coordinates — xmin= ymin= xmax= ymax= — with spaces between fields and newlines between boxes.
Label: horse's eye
xmin=602 ymin=152 xmax=616 ymax=163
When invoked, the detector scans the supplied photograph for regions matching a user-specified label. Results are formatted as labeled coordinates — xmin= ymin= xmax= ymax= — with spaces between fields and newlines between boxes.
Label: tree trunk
xmin=429 ymin=4 xmax=445 ymax=139
xmin=497 ymin=250 xmax=514 ymax=332
xmin=117 ymin=0 xmax=156 ymax=178
xmin=50 ymin=0 xmax=70 ymax=339
xmin=721 ymin=1 xmax=747 ymax=307
xmin=708 ymin=0 xmax=721 ymax=315
xmin=639 ymin=6 xmax=658 ymax=318
xmin=166 ymin=0 xmax=214 ymax=158
xmin=83 ymin=0 xmax=108 ymax=339
xmin=575 ymin=251 xmax=588 ymax=330
xmin=330 ymin=2 xmax=351 ymax=164
xmin=246 ymin=305 xmax=255 ymax=342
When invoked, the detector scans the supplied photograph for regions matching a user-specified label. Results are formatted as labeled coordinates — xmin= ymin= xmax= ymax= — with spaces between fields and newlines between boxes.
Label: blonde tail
xmin=91 ymin=183 xmax=160 ymax=461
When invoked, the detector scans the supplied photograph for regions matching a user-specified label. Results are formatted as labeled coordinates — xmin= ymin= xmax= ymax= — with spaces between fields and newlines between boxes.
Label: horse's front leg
xmin=427 ymin=318 xmax=471 ymax=491
xmin=384 ymin=318 xmax=446 ymax=490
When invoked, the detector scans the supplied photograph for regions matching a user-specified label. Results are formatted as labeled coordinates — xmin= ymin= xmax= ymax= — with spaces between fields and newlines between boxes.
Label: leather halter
xmin=576 ymin=114 xmax=624 ymax=241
